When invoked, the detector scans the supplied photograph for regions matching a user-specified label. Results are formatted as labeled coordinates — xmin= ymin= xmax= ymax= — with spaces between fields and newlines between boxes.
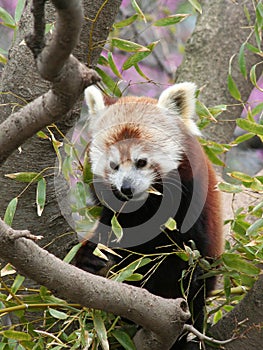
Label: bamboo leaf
xmin=203 ymin=146 xmax=225 ymax=166
xmin=153 ymin=14 xmax=190 ymax=27
xmin=229 ymin=171 xmax=253 ymax=183
xmin=5 ymin=172 xmax=42 ymax=183
xmin=123 ymin=41 xmax=158 ymax=70
xmin=4 ymin=197 xmax=18 ymax=226
xmin=249 ymin=64 xmax=257 ymax=86
xmin=111 ymin=38 xmax=149 ymax=53
xmin=111 ymin=329 xmax=136 ymax=350
xmin=164 ymin=217 xmax=177 ymax=231
xmin=111 ymin=214 xmax=123 ymax=242
xmin=114 ymin=14 xmax=139 ymax=28
xmin=223 ymin=253 xmax=260 ymax=275
xmin=134 ymin=63 xmax=151 ymax=80
xmin=15 ymin=0 xmax=26 ymax=23
xmin=0 ymin=53 xmax=7 ymax=64
xmin=63 ymin=242 xmax=82 ymax=263
xmin=3 ymin=330 xmax=31 ymax=341
xmin=188 ymin=0 xmax=202 ymax=14
xmin=227 ymin=74 xmax=242 ymax=101
xmin=93 ymin=310 xmax=109 ymax=350
xmin=217 ymin=182 xmax=242 ymax=193
xmin=247 ymin=218 xmax=263 ymax=235
xmin=49 ymin=307 xmax=68 ymax=320
xmin=95 ymin=67 xmax=122 ymax=97
xmin=238 ymin=43 xmax=247 ymax=79
xmin=10 ymin=274 xmax=25 ymax=295
xmin=131 ymin=0 xmax=146 ymax=22
xmin=108 ymin=52 xmax=122 ymax=78
xmin=36 ymin=178 xmax=46 ymax=216
xmin=0 ymin=7 xmax=16 ymax=27
xmin=236 ymin=118 xmax=263 ymax=135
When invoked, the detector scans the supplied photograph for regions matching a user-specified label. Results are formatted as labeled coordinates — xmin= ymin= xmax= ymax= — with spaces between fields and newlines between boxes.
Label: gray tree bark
xmin=176 ymin=1 xmax=263 ymax=348
xmin=0 ymin=0 xmax=121 ymax=257
xmin=0 ymin=0 xmax=262 ymax=349
xmin=176 ymin=0 xmax=260 ymax=144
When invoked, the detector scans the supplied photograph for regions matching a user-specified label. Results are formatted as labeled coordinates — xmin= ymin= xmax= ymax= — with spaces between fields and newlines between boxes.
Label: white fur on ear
xmin=157 ymin=82 xmax=201 ymax=136
xmin=84 ymin=86 xmax=105 ymax=114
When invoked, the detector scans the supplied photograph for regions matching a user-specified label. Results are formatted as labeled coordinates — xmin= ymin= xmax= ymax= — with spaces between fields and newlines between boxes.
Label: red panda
xmin=76 ymin=83 xmax=224 ymax=349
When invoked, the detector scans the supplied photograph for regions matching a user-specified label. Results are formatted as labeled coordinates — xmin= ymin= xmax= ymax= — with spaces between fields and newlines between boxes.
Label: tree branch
xmin=0 ymin=218 xmax=190 ymax=350
xmin=0 ymin=0 xmax=100 ymax=165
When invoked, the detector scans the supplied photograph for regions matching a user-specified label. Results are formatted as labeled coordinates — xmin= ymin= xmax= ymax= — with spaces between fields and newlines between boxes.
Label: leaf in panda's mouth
xmin=147 ymin=186 xmax=162 ymax=196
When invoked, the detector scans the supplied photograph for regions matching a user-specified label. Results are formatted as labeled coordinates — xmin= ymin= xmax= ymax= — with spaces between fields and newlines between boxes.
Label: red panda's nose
xmin=121 ymin=180 xmax=134 ymax=199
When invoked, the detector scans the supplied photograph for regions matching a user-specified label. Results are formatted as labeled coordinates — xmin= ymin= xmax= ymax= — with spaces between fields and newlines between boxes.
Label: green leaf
xmin=227 ymin=74 xmax=242 ymax=101
xmin=111 ymin=329 xmax=136 ymax=350
xmin=238 ymin=43 xmax=247 ymax=79
xmin=36 ymin=178 xmax=46 ymax=216
xmin=0 ymin=7 xmax=16 ymax=27
xmin=122 ymin=41 xmax=158 ymax=70
xmin=232 ymin=132 xmax=254 ymax=145
xmin=223 ymin=253 xmax=260 ymax=275
xmin=164 ymin=217 xmax=177 ymax=231
xmin=213 ymin=309 xmax=223 ymax=324
xmin=114 ymin=258 xmax=152 ymax=283
xmin=98 ymin=55 xmax=109 ymax=66
xmin=63 ymin=242 xmax=82 ymax=263
xmin=131 ymin=0 xmax=146 ymax=22
xmin=49 ymin=307 xmax=68 ymax=320
xmin=246 ymin=218 xmax=263 ymax=235
xmin=93 ymin=310 xmax=109 ymax=350
xmin=217 ymin=182 xmax=242 ymax=193
xmin=114 ymin=14 xmax=139 ymax=28
xmin=111 ymin=215 xmax=123 ymax=242
xmin=134 ymin=63 xmax=151 ymax=80
xmin=4 ymin=197 xmax=18 ymax=226
xmin=236 ymin=118 xmax=263 ymax=136
xmin=251 ymin=102 xmax=263 ymax=117
xmin=3 ymin=330 xmax=31 ymax=341
xmin=196 ymin=100 xmax=217 ymax=121
xmin=188 ymin=0 xmax=202 ymax=14
xmin=246 ymin=42 xmax=260 ymax=54
xmin=95 ymin=67 xmax=122 ymax=97
xmin=0 ymin=53 xmax=7 ymax=64
xmin=229 ymin=171 xmax=253 ymax=183
xmin=83 ymin=152 xmax=93 ymax=185
xmin=37 ymin=130 xmax=49 ymax=139
xmin=256 ymin=2 xmax=263 ymax=28
xmin=108 ymin=52 xmax=122 ymax=78
xmin=153 ymin=14 xmax=190 ymax=27
xmin=249 ymin=64 xmax=257 ymax=86
xmin=203 ymin=146 xmax=225 ymax=166
xmin=5 ymin=172 xmax=42 ymax=183
xmin=15 ymin=0 xmax=26 ymax=23
xmin=111 ymin=38 xmax=149 ymax=53
xmin=11 ymin=274 xmax=25 ymax=295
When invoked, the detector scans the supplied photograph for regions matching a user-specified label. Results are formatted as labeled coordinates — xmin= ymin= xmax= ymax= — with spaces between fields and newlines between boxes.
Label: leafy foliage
xmin=1 ymin=0 xmax=263 ymax=349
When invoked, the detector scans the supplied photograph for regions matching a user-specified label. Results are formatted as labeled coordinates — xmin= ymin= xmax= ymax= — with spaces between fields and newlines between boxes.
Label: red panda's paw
xmin=75 ymin=241 xmax=116 ymax=277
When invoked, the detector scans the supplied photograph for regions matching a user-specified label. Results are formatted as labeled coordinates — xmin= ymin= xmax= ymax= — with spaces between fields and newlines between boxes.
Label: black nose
xmin=121 ymin=181 xmax=134 ymax=199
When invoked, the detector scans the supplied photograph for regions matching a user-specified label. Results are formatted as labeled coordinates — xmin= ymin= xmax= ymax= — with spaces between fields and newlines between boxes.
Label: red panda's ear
xmin=157 ymin=82 xmax=201 ymax=136
xmin=84 ymin=86 xmax=106 ymax=114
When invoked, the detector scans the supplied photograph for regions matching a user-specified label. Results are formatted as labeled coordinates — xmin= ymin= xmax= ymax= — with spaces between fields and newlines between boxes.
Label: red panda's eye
xmin=110 ymin=161 xmax=119 ymax=171
xmin=136 ymin=158 xmax=147 ymax=168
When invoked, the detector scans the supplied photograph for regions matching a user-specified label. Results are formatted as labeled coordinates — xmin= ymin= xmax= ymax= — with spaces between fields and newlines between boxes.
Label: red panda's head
xmin=84 ymin=83 xmax=200 ymax=202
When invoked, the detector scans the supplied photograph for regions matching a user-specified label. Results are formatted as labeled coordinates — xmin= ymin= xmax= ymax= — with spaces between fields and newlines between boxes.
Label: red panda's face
xmin=105 ymin=140 xmax=156 ymax=201
xmin=90 ymin=125 xmax=179 ymax=201
xmin=85 ymin=83 xmax=200 ymax=202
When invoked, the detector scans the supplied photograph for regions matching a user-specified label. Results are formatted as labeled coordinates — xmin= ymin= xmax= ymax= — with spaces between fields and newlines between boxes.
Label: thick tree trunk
xmin=176 ymin=1 xmax=263 ymax=349
xmin=206 ymin=274 xmax=263 ymax=350
xmin=176 ymin=0 xmax=259 ymax=144
xmin=0 ymin=0 xmax=121 ymax=257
